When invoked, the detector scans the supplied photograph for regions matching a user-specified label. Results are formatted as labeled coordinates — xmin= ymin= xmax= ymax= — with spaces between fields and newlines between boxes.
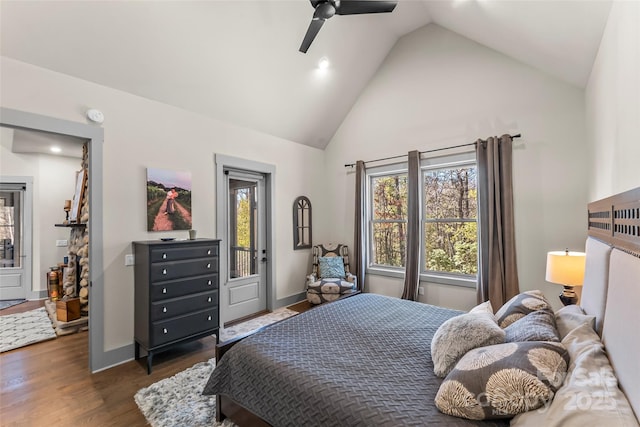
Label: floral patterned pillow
xmin=435 ymin=341 xmax=569 ymax=420
xmin=495 ymin=290 xmax=552 ymax=328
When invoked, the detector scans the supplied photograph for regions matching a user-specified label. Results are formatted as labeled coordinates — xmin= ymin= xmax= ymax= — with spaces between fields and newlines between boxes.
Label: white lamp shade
xmin=545 ymin=251 xmax=586 ymax=286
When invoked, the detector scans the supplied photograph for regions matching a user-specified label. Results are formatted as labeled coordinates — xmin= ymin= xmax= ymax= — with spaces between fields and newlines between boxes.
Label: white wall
xmin=0 ymin=128 xmax=80 ymax=295
xmin=586 ymin=0 xmax=640 ymax=201
xmin=322 ymin=24 xmax=588 ymax=311
xmin=0 ymin=56 xmax=325 ymax=352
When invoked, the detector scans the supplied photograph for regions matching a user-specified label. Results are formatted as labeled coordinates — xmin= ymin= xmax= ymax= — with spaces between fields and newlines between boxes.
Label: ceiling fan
xmin=299 ymin=0 xmax=398 ymax=53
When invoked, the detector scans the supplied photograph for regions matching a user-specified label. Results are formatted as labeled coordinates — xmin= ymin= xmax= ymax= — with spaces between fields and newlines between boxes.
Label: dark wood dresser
xmin=132 ymin=238 xmax=220 ymax=374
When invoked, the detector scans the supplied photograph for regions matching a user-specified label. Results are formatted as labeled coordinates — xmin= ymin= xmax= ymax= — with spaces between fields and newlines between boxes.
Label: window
xmin=369 ymin=169 xmax=407 ymax=269
xmin=366 ymin=152 xmax=477 ymax=286
xmin=423 ymin=163 xmax=477 ymax=277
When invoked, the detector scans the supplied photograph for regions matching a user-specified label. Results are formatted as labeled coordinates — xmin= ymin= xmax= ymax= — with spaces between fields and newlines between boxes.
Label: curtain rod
xmin=344 ymin=133 xmax=522 ymax=168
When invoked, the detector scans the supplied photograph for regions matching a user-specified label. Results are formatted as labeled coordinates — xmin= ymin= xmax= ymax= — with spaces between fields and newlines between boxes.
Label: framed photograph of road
xmin=146 ymin=168 xmax=193 ymax=231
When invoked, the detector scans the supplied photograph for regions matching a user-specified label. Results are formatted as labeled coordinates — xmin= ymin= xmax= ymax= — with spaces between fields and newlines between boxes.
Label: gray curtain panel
xmin=353 ymin=160 xmax=366 ymax=292
xmin=401 ymin=150 xmax=421 ymax=301
xmin=476 ymin=134 xmax=520 ymax=307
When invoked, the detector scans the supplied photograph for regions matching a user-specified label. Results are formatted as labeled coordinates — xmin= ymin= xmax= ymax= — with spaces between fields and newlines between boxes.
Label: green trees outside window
xmin=369 ymin=161 xmax=477 ymax=278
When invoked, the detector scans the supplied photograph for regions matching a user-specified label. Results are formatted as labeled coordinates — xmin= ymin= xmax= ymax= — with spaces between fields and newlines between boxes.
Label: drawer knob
xmin=162 ymin=268 xmax=167 ymax=275
xmin=207 ymin=315 xmax=212 ymax=321
xmin=207 ymin=280 xmax=212 ymax=285
xmin=162 ymin=288 xmax=167 ymax=294
xmin=206 ymin=263 xmax=211 ymax=269
xmin=163 ymin=307 xmax=167 ymax=313
xmin=207 ymin=297 xmax=212 ymax=302
xmin=207 ymin=249 xmax=211 ymax=255
xmin=162 ymin=253 xmax=167 ymax=259
xmin=163 ymin=328 xmax=168 ymax=334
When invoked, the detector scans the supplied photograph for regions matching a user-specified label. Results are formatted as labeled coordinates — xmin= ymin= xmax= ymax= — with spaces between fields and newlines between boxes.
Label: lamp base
xmin=559 ymin=285 xmax=578 ymax=306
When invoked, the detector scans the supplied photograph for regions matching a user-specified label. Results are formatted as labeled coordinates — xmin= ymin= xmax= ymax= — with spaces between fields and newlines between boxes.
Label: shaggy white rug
xmin=134 ymin=307 xmax=298 ymax=426
xmin=0 ymin=307 xmax=57 ymax=352
xmin=134 ymin=358 xmax=237 ymax=427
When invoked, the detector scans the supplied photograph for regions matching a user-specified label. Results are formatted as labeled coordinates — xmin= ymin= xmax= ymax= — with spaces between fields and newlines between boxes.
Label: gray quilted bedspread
xmin=203 ymin=293 xmax=509 ymax=427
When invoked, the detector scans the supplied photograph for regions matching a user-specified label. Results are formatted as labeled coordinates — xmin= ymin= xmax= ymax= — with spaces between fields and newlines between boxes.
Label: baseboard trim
xmin=275 ymin=292 xmax=306 ymax=309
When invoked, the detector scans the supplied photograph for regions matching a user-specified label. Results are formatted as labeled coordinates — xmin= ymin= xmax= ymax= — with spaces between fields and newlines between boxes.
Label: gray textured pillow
xmin=504 ymin=309 xmax=560 ymax=343
xmin=495 ymin=290 xmax=552 ymax=328
xmin=435 ymin=341 xmax=569 ymax=420
xmin=554 ymin=304 xmax=596 ymax=339
xmin=431 ymin=312 xmax=505 ymax=378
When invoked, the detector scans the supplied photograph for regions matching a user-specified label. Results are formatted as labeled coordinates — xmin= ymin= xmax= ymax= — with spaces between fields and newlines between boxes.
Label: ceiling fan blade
xmin=299 ymin=18 xmax=325 ymax=53
xmin=336 ymin=1 xmax=397 ymax=15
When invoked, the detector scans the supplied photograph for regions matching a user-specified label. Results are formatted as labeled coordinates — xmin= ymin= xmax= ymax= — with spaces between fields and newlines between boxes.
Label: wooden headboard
xmin=588 ymin=187 xmax=640 ymax=257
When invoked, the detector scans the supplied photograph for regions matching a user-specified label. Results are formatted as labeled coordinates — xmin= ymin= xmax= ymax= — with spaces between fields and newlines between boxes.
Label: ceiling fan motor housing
xmin=315 ymin=2 xmax=337 ymax=20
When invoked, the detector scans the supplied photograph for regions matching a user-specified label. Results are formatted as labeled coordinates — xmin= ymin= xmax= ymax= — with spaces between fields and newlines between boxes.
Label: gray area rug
xmin=0 ymin=307 xmax=57 ymax=352
xmin=0 ymin=299 xmax=27 ymax=311
xmin=134 ymin=358 xmax=236 ymax=427
xmin=135 ymin=307 xmax=298 ymax=426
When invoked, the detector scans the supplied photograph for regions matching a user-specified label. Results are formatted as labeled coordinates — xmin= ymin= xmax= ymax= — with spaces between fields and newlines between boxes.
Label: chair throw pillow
xmin=431 ymin=312 xmax=505 ymax=378
xmin=318 ymin=256 xmax=345 ymax=279
xmin=495 ymin=290 xmax=552 ymax=328
xmin=504 ymin=309 xmax=560 ymax=343
xmin=435 ymin=341 xmax=569 ymax=420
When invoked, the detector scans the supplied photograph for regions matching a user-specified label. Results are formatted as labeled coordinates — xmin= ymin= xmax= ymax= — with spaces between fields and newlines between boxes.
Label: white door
xmin=0 ymin=182 xmax=32 ymax=300
xmin=223 ymin=170 xmax=267 ymax=322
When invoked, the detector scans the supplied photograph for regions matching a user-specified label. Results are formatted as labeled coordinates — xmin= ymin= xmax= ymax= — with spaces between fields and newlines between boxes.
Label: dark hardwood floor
xmin=0 ymin=301 xmax=218 ymax=427
xmin=1 ymin=299 xmax=312 ymax=426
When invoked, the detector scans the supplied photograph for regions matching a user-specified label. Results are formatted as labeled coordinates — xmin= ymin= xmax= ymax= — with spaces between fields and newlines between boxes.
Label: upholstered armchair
xmin=306 ymin=243 xmax=357 ymax=304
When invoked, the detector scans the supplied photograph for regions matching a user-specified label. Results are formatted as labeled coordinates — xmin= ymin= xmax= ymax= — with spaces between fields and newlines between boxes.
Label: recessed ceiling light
xmin=50 ymin=146 xmax=62 ymax=153
xmin=318 ymin=57 xmax=330 ymax=70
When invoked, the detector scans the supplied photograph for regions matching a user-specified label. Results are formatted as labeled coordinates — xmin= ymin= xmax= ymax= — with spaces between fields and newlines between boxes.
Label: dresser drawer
xmin=150 ymin=274 xmax=218 ymax=300
xmin=151 ymin=290 xmax=218 ymax=321
xmin=151 ymin=309 xmax=218 ymax=347
xmin=151 ymin=258 xmax=217 ymax=281
xmin=151 ymin=244 xmax=218 ymax=263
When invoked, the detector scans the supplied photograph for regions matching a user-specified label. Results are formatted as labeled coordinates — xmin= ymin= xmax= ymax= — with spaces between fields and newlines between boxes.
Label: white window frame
xmin=420 ymin=152 xmax=477 ymax=288
xmin=366 ymin=162 xmax=407 ymax=279
xmin=365 ymin=151 xmax=477 ymax=288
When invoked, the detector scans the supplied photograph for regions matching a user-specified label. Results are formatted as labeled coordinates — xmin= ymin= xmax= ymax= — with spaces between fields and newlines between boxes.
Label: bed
xmin=204 ymin=187 xmax=640 ymax=426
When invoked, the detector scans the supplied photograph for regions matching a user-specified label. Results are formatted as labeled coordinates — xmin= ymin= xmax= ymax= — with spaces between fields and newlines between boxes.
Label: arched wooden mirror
xmin=293 ymin=196 xmax=312 ymax=250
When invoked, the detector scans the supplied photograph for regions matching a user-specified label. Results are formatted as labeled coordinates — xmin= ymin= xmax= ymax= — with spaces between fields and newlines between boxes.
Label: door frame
xmin=0 ymin=177 xmax=33 ymax=300
xmin=215 ymin=154 xmax=275 ymax=324
xmin=0 ymin=107 xmax=110 ymax=373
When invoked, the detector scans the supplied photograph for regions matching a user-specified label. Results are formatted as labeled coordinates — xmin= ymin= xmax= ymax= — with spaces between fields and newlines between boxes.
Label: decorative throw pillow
xmin=431 ymin=312 xmax=505 ymax=378
xmin=495 ymin=290 xmax=552 ymax=328
xmin=504 ymin=309 xmax=560 ymax=343
xmin=511 ymin=323 xmax=639 ymax=427
xmin=554 ymin=304 xmax=596 ymax=340
xmin=469 ymin=300 xmax=494 ymax=316
xmin=318 ymin=256 xmax=345 ymax=279
xmin=435 ymin=341 xmax=569 ymax=420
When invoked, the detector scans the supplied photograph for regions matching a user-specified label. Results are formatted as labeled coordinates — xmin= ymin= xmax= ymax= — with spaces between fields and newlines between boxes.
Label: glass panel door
xmin=0 ymin=188 xmax=22 ymax=268
xmin=228 ymin=178 xmax=257 ymax=279
xmin=0 ymin=182 xmax=29 ymax=300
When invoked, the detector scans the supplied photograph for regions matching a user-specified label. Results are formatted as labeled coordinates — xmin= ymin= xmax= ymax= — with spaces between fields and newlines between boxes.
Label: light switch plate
xmin=56 ymin=239 xmax=68 ymax=247
xmin=125 ymin=254 xmax=135 ymax=266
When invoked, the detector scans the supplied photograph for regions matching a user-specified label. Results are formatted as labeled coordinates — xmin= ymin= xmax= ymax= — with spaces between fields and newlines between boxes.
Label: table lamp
xmin=545 ymin=249 xmax=586 ymax=305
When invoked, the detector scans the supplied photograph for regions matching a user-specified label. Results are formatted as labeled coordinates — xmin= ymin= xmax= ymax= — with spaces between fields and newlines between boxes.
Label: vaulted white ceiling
xmin=0 ymin=0 xmax=612 ymax=149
